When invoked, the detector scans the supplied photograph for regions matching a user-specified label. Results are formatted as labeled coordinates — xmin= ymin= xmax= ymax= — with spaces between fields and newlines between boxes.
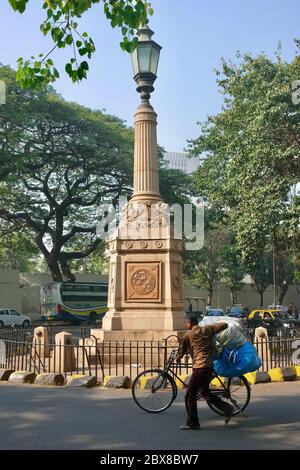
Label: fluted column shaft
xmin=132 ymin=101 xmax=161 ymax=201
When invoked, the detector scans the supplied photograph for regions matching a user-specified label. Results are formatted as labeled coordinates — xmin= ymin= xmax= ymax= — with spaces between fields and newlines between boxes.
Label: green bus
xmin=40 ymin=282 xmax=108 ymax=324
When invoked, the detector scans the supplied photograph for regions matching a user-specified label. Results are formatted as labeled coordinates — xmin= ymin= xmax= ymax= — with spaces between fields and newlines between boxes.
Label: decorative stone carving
xmin=132 ymin=269 xmax=155 ymax=295
xmin=173 ymin=276 xmax=180 ymax=290
xmin=126 ymin=262 xmax=161 ymax=302
xmin=140 ymin=241 xmax=148 ymax=249
xmin=127 ymin=201 xmax=148 ymax=222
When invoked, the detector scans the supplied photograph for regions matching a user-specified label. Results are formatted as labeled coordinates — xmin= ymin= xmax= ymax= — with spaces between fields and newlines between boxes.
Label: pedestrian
xmin=288 ymin=303 xmax=298 ymax=320
xmin=188 ymin=302 xmax=193 ymax=313
xmin=176 ymin=313 xmax=234 ymax=430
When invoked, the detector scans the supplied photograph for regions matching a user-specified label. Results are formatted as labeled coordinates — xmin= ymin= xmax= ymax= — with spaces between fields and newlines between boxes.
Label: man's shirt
xmin=177 ymin=323 xmax=228 ymax=368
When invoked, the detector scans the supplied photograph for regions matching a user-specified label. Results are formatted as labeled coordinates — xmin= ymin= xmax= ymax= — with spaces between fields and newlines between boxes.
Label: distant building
xmin=164 ymin=151 xmax=200 ymax=174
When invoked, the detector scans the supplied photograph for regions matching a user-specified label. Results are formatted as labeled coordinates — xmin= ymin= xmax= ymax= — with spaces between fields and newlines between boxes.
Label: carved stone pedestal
xmin=100 ymin=232 xmax=186 ymax=341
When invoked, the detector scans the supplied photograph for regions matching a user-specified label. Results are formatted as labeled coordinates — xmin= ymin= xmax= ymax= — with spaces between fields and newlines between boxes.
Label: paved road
xmin=0 ymin=381 xmax=299 ymax=450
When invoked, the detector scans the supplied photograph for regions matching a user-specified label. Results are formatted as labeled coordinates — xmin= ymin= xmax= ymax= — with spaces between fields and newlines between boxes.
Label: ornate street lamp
xmin=131 ymin=25 xmax=162 ymax=101
xmin=101 ymin=24 xmax=185 ymax=341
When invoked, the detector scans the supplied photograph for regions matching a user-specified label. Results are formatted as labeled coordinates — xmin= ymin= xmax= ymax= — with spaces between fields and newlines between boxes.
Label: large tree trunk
xmin=46 ymin=255 xmax=63 ymax=282
xmin=35 ymin=234 xmax=63 ymax=282
xmin=60 ymin=257 xmax=76 ymax=282
xmin=273 ymin=229 xmax=280 ymax=305
xmin=230 ymin=288 xmax=237 ymax=305
xmin=279 ymin=281 xmax=292 ymax=305
xmin=48 ymin=260 xmax=63 ymax=282
xmin=207 ymin=282 xmax=213 ymax=306
xmin=260 ymin=291 xmax=264 ymax=307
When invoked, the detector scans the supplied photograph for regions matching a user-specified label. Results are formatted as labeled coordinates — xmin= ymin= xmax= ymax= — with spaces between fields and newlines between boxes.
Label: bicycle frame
xmin=132 ymin=345 xmax=250 ymax=415
xmin=157 ymin=347 xmax=238 ymax=405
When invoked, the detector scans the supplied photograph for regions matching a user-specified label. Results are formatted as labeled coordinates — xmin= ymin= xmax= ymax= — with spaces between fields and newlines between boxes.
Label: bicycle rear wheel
xmin=132 ymin=369 xmax=177 ymax=413
xmin=207 ymin=375 xmax=251 ymax=416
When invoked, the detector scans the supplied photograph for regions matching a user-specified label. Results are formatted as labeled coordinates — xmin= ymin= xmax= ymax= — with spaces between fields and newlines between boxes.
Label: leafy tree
xmin=0 ymin=65 xmax=195 ymax=280
xmin=220 ymin=244 xmax=245 ymax=305
xmin=0 ymin=230 xmax=39 ymax=271
xmin=159 ymin=168 xmax=195 ymax=206
xmin=7 ymin=0 xmax=153 ymax=87
xmin=184 ymin=214 xmax=229 ymax=306
xmin=247 ymin=251 xmax=273 ymax=307
xmin=189 ymin=46 xmax=300 ymax=303
xmin=0 ymin=65 xmax=133 ymax=281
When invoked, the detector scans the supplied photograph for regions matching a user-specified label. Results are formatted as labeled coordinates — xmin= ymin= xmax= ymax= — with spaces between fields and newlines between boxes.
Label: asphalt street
xmin=0 ymin=381 xmax=299 ymax=450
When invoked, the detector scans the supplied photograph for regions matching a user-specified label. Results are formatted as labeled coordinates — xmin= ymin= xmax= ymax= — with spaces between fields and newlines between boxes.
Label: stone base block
xmin=35 ymin=373 xmax=65 ymax=386
xmin=210 ymin=377 xmax=227 ymax=388
xmin=175 ymin=374 xmax=191 ymax=390
xmin=0 ymin=369 xmax=14 ymax=381
xmin=65 ymin=375 xmax=97 ymax=388
xmin=244 ymin=372 xmax=256 ymax=385
xmin=282 ymin=367 xmax=297 ymax=382
xmin=9 ymin=371 xmax=37 ymax=384
xmin=268 ymin=368 xmax=284 ymax=382
xmin=90 ymin=328 xmax=185 ymax=343
xmin=255 ymin=371 xmax=271 ymax=384
xmin=103 ymin=376 xmax=131 ymax=389
xmin=230 ymin=377 xmax=242 ymax=386
xmin=102 ymin=311 xmax=186 ymax=334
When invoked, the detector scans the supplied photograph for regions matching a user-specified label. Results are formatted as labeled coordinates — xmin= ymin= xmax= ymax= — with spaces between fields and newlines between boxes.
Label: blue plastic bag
xmin=213 ymin=342 xmax=262 ymax=378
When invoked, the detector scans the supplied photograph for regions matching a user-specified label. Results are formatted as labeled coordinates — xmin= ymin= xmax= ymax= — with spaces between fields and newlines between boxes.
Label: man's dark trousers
xmin=185 ymin=367 xmax=233 ymax=427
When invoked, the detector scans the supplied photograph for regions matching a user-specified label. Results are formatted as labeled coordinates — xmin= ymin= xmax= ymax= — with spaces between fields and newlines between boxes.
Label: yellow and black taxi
xmin=247 ymin=308 xmax=298 ymax=335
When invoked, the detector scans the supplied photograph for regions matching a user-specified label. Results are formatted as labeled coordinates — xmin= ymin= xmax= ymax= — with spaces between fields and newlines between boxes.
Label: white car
xmin=0 ymin=309 xmax=31 ymax=328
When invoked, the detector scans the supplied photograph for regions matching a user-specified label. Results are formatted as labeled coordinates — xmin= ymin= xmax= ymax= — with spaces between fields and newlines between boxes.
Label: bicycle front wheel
xmin=207 ymin=375 xmax=251 ymax=416
xmin=132 ymin=369 xmax=177 ymax=413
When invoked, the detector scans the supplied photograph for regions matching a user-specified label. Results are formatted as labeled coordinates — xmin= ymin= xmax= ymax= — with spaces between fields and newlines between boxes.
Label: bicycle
xmin=132 ymin=346 xmax=251 ymax=415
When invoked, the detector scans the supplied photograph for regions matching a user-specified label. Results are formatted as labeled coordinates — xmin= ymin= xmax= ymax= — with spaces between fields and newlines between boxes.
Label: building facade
xmin=164 ymin=151 xmax=200 ymax=174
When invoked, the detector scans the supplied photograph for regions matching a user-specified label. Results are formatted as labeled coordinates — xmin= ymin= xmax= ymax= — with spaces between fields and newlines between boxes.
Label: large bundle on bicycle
xmin=199 ymin=317 xmax=262 ymax=378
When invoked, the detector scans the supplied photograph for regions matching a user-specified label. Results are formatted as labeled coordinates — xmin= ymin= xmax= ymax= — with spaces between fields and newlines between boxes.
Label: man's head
xmin=184 ymin=313 xmax=199 ymax=330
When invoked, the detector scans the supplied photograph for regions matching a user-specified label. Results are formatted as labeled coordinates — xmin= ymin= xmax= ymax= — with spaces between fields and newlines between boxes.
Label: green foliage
xmin=189 ymin=45 xmax=300 ymax=302
xmin=0 ymin=65 xmax=192 ymax=279
xmin=7 ymin=0 xmax=153 ymax=87
xmin=0 ymin=230 xmax=40 ymax=271
xmin=0 ymin=64 xmax=134 ymax=280
xmin=248 ymin=251 xmax=273 ymax=305
xmin=220 ymin=243 xmax=245 ymax=305
xmin=184 ymin=235 xmax=222 ymax=306
xmin=159 ymin=168 xmax=194 ymax=206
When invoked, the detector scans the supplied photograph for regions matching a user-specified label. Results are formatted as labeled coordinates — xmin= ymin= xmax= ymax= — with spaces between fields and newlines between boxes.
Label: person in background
xmin=288 ymin=303 xmax=298 ymax=320
xmin=176 ymin=313 xmax=234 ymax=430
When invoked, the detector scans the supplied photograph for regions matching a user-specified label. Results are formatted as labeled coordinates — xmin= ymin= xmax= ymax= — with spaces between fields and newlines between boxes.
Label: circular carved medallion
xmin=131 ymin=269 xmax=156 ymax=295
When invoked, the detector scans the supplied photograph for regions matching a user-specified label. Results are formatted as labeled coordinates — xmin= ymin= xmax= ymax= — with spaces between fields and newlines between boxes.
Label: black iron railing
xmin=0 ymin=328 xmax=299 ymax=382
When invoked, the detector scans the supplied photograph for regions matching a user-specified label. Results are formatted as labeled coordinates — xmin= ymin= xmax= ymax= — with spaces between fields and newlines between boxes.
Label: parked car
xmin=205 ymin=309 xmax=225 ymax=317
xmin=247 ymin=309 xmax=297 ymax=336
xmin=226 ymin=305 xmax=249 ymax=318
xmin=0 ymin=309 xmax=31 ymax=329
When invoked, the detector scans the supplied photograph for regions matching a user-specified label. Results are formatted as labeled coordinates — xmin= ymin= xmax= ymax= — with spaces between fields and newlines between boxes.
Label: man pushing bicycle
xmin=176 ymin=313 xmax=234 ymax=430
